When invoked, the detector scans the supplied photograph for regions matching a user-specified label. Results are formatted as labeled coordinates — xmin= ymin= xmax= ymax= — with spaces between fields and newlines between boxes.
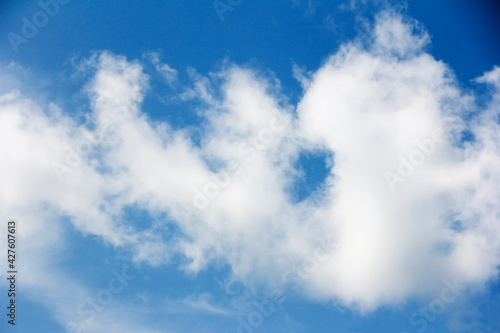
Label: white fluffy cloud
xmin=1 ymin=11 xmax=500 ymax=326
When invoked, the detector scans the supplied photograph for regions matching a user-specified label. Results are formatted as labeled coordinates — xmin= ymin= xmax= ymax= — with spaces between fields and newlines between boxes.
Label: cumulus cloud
xmin=1 ymin=11 xmax=500 ymax=327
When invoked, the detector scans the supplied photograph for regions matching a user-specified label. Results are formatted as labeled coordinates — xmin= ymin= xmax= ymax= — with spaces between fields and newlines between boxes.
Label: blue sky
xmin=1 ymin=1 xmax=500 ymax=333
